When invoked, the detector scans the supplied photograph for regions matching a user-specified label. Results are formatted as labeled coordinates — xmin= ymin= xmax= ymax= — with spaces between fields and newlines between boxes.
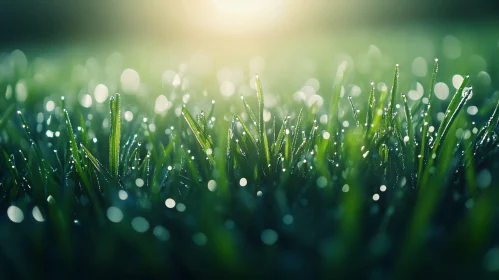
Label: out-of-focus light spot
xmin=320 ymin=114 xmax=328 ymax=124
xmin=342 ymin=184 xmax=350 ymax=192
xmin=155 ymin=95 xmax=172 ymax=114
xmin=322 ymin=131 xmax=330 ymax=140
xmin=239 ymin=177 xmax=248 ymax=187
xmin=477 ymin=71 xmax=491 ymax=86
xmin=46 ymin=100 xmax=55 ymax=112
xmin=465 ymin=198 xmax=474 ymax=209
xmin=193 ymin=232 xmax=208 ymax=246
xmin=412 ymin=57 xmax=427 ymax=77
xmin=107 ymin=206 xmax=123 ymax=223
xmin=484 ymin=248 xmax=499 ymax=272
xmin=7 ymin=206 xmax=24 ymax=223
xmin=153 ymin=226 xmax=170 ymax=241
xmin=434 ymin=82 xmax=449 ymax=100
xmin=261 ymin=229 xmax=278 ymax=245
xmin=118 ymin=190 xmax=128 ymax=200
xmin=131 ymin=217 xmax=149 ymax=232
xmin=316 ymin=176 xmax=327 ymax=188
xmin=408 ymin=82 xmax=424 ymax=101
xmin=135 ymin=178 xmax=144 ymax=187
xmin=452 ymin=75 xmax=464 ymax=89
xmin=124 ymin=111 xmax=133 ymax=121
xmin=121 ymin=68 xmax=140 ymax=92
xmin=207 ymin=180 xmax=217 ymax=191
xmin=80 ymin=94 xmax=93 ymax=108
xmin=307 ymin=94 xmax=324 ymax=107
xmin=263 ymin=109 xmax=272 ymax=122
xmin=350 ymin=85 xmax=361 ymax=97
xmin=32 ymin=206 xmax=44 ymax=222
xmin=165 ymin=198 xmax=176 ymax=208
xmin=373 ymin=193 xmax=380 ymax=201
xmin=380 ymin=185 xmax=387 ymax=192
xmin=467 ymin=106 xmax=478 ymax=115
xmin=176 ymin=203 xmax=186 ymax=212
xmin=15 ymin=80 xmax=28 ymax=102
xmin=220 ymin=81 xmax=235 ymax=97
xmin=477 ymin=169 xmax=492 ymax=189
xmin=282 ymin=214 xmax=294 ymax=225
xmin=342 ymin=121 xmax=349 ymax=128
xmin=94 ymin=84 xmax=109 ymax=103
xmin=437 ymin=112 xmax=445 ymax=122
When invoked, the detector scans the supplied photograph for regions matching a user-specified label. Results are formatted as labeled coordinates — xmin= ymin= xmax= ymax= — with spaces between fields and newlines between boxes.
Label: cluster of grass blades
xmin=1 ymin=56 xmax=499 ymax=278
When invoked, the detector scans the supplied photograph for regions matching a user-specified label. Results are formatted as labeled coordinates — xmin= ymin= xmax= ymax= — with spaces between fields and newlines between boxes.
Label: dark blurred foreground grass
xmin=1 ymin=28 xmax=499 ymax=278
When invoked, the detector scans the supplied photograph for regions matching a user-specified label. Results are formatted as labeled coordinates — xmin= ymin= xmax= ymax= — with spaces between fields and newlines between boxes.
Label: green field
xmin=1 ymin=25 xmax=499 ymax=278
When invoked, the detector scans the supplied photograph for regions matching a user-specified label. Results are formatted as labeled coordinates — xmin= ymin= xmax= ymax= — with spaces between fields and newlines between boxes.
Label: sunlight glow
xmin=182 ymin=0 xmax=286 ymax=33
xmin=213 ymin=0 xmax=283 ymax=17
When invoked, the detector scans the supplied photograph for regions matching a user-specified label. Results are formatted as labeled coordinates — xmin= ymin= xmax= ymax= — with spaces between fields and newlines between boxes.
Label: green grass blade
xmin=234 ymin=114 xmax=258 ymax=152
xmin=182 ymin=106 xmax=215 ymax=165
xmin=365 ymin=82 xmax=375 ymax=134
xmin=0 ymin=104 xmax=15 ymax=131
xmin=463 ymin=136 xmax=477 ymax=195
xmin=348 ymin=96 xmax=360 ymax=127
xmin=109 ymin=93 xmax=121 ymax=179
xmin=64 ymin=109 xmax=102 ymax=217
xmin=272 ymin=117 xmax=288 ymax=167
xmin=431 ymin=78 xmax=470 ymax=157
xmin=386 ymin=64 xmax=399 ymax=128
xmin=1 ymin=148 xmax=21 ymax=199
xmin=255 ymin=75 xmax=271 ymax=172
xmin=478 ymin=97 xmax=499 ymax=146
xmin=291 ymin=108 xmax=303 ymax=156
xmin=81 ymin=144 xmax=118 ymax=186
xmin=402 ymin=93 xmax=415 ymax=182
xmin=207 ymin=100 xmax=216 ymax=122
xmin=417 ymin=59 xmax=438 ymax=184
xmin=327 ymin=62 xmax=347 ymax=134
xmin=241 ymin=96 xmax=258 ymax=128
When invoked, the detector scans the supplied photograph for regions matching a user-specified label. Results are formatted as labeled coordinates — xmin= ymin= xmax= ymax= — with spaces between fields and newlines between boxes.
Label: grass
xmin=1 ymin=42 xmax=499 ymax=279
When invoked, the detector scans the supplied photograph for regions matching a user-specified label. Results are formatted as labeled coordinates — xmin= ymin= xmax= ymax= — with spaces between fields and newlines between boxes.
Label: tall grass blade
xmin=0 ymin=104 xmax=15 ymax=130
xmin=417 ymin=59 xmax=438 ymax=184
xmin=365 ymin=82 xmax=375 ymax=133
xmin=241 ymin=96 xmax=258 ymax=128
xmin=64 ymin=110 xmax=102 ymax=216
xmin=431 ymin=79 xmax=471 ymax=157
xmin=255 ymin=75 xmax=271 ymax=172
xmin=109 ymin=93 xmax=121 ymax=179
xmin=182 ymin=106 xmax=215 ymax=165
xmin=348 ymin=96 xmax=360 ymax=127
xmin=402 ymin=93 xmax=415 ymax=183
xmin=387 ymin=64 xmax=399 ymax=127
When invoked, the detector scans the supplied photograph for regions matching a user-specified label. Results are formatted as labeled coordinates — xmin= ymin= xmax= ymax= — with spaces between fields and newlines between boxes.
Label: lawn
xmin=1 ymin=25 xmax=499 ymax=278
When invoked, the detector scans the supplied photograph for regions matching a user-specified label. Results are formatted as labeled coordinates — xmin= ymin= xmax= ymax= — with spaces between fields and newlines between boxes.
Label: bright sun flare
xmin=213 ymin=0 xmax=283 ymax=17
